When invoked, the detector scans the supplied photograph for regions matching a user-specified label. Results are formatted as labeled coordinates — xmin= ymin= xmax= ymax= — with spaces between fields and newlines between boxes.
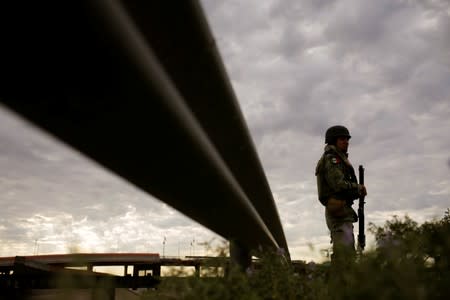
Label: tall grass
xmin=142 ymin=209 xmax=450 ymax=300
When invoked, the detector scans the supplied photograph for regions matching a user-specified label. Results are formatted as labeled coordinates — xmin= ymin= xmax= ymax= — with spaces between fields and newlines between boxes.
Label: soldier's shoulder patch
xmin=331 ymin=156 xmax=341 ymax=164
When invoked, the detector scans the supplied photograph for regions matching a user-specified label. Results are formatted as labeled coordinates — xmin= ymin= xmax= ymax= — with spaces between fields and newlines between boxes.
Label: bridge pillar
xmin=152 ymin=264 xmax=161 ymax=277
xmin=194 ymin=265 xmax=200 ymax=277
xmin=229 ymin=240 xmax=251 ymax=272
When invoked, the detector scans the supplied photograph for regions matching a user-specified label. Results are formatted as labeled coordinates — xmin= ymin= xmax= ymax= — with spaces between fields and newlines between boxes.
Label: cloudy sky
xmin=1 ymin=0 xmax=449 ymax=262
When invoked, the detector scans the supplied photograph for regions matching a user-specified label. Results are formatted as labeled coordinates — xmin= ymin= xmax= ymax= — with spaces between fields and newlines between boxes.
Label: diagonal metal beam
xmin=0 ymin=1 xmax=289 ymax=257
xmin=121 ymin=0 xmax=289 ymax=255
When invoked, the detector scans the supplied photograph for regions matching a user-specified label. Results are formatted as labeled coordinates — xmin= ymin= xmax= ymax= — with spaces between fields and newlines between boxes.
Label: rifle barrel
xmin=357 ymin=165 xmax=366 ymax=251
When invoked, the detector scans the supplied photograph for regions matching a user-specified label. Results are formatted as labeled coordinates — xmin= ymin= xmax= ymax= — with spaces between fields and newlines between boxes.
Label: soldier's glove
xmin=358 ymin=184 xmax=367 ymax=197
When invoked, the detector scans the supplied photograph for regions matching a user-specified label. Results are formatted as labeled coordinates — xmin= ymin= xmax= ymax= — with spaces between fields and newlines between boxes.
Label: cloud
xmin=1 ymin=0 xmax=449 ymax=260
xmin=201 ymin=0 xmax=450 ymax=258
xmin=0 ymin=106 xmax=222 ymax=257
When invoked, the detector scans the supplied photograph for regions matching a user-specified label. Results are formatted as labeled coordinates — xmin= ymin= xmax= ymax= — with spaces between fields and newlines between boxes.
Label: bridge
xmin=0 ymin=253 xmax=311 ymax=299
xmin=0 ymin=0 xmax=290 ymax=298
xmin=0 ymin=253 xmax=308 ymax=279
xmin=0 ymin=253 xmax=217 ymax=278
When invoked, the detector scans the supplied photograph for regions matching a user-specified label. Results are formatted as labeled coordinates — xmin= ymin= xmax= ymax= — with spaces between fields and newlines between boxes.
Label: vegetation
xmin=142 ymin=209 xmax=450 ymax=300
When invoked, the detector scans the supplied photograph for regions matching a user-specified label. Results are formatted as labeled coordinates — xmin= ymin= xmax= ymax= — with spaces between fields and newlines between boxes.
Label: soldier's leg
xmin=331 ymin=222 xmax=356 ymax=264
xmin=326 ymin=206 xmax=356 ymax=265
xmin=326 ymin=213 xmax=356 ymax=297
xmin=331 ymin=222 xmax=355 ymax=260
xmin=326 ymin=211 xmax=355 ymax=263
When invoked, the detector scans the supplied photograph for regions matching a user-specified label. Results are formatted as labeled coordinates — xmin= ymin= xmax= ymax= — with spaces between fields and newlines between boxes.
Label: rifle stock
xmin=357 ymin=165 xmax=366 ymax=251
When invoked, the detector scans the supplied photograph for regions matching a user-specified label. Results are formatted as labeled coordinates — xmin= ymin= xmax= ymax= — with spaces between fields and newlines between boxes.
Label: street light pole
xmin=163 ymin=236 xmax=166 ymax=258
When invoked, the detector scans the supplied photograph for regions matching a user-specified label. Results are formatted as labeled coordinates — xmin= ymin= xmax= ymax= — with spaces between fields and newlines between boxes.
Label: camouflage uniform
xmin=316 ymin=145 xmax=360 ymax=261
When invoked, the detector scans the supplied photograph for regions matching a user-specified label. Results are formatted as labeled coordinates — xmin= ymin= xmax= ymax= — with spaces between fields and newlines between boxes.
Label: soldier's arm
xmin=323 ymin=155 xmax=359 ymax=197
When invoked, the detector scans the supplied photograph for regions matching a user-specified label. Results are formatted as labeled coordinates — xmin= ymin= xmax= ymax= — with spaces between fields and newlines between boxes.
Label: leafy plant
xmin=142 ymin=209 xmax=450 ymax=300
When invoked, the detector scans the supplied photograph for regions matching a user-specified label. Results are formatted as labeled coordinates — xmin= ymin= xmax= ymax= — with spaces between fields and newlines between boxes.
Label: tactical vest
xmin=315 ymin=146 xmax=359 ymax=206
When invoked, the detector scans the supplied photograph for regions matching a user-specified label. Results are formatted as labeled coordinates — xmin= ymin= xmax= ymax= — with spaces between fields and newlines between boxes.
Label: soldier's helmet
xmin=325 ymin=125 xmax=351 ymax=144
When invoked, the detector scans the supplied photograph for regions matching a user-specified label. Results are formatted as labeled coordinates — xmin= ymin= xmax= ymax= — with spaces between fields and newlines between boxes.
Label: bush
xmin=142 ymin=210 xmax=450 ymax=300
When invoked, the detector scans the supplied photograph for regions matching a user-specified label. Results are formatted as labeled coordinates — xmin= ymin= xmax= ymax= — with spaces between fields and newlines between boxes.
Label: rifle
xmin=357 ymin=165 xmax=366 ymax=252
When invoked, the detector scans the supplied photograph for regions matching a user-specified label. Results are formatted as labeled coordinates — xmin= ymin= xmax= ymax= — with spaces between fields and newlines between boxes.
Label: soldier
xmin=315 ymin=125 xmax=367 ymax=266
